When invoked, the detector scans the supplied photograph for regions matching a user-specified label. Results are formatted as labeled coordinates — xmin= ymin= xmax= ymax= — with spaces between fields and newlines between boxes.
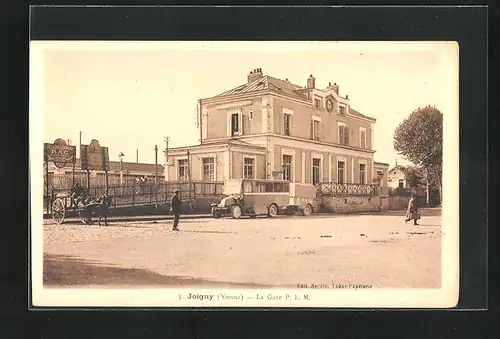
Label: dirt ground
xmin=42 ymin=209 xmax=442 ymax=289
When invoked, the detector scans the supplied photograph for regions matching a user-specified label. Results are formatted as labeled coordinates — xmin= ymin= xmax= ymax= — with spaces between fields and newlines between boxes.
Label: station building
xmin=165 ymin=68 xmax=389 ymax=185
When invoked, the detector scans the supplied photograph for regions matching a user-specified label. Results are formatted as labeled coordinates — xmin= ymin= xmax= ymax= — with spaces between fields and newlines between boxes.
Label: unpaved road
xmin=43 ymin=211 xmax=442 ymax=289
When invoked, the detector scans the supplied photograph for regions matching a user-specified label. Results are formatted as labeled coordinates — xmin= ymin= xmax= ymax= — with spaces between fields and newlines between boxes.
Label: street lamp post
xmin=118 ymin=152 xmax=125 ymax=186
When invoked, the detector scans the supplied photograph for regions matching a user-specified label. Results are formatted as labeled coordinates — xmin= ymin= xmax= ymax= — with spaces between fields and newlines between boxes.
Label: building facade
xmin=387 ymin=165 xmax=407 ymax=189
xmin=165 ymin=68 xmax=388 ymax=185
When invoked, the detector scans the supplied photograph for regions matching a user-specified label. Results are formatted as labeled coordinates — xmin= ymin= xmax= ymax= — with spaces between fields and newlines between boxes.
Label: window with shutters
xmin=337 ymin=161 xmax=345 ymax=184
xmin=359 ymin=127 xmax=367 ymax=149
xmin=313 ymin=120 xmax=321 ymax=141
xmin=283 ymin=113 xmax=291 ymax=136
xmin=338 ymin=123 xmax=349 ymax=145
xmin=231 ymin=113 xmax=239 ymax=136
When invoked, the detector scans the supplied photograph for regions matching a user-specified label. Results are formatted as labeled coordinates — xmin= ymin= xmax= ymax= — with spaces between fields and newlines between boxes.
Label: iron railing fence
xmin=317 ymin=182 xmax=380 ymax=197
xmin=47 ymin=181 xmax=225 ymax=213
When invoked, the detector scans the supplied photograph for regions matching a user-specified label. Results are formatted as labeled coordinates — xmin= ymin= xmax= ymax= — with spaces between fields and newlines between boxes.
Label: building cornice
xmin=204 ymin=133 xmax=376 ymax=154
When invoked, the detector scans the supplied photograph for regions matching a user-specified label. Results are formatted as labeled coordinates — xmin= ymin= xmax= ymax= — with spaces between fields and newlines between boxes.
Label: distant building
xmin=45 ymin=158 xmax=165 ymax=191
xmin=387 ymin=165 xmax=407 ymax=189
xmin=165 ymin=68 xmax=389 ymax=185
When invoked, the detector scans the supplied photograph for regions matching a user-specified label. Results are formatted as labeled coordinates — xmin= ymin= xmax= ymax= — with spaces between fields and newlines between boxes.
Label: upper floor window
xmin=231 ymin=113 xmax=240 ymax=136
xmin=314 ymin=98 xmax=322 ymax=109
xmin=339 ymin=105 xmax=346 ymax=116
xmin=359 ymin=127 xmax=367 ymax=149
xmin=312 ymin=118 xmax=321 ymax=141
xmin=178 ymin=159 xmax=188 ymax=181
xmin=338 ymin=123 xmax=349 ymax=146
xmin=283 ymin=113 xmax=291 ymax=136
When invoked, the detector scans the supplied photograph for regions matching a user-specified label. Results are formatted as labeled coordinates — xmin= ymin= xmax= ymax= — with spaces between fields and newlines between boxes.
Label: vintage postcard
xmin=30 ymin=41 xmax=459 ymax=308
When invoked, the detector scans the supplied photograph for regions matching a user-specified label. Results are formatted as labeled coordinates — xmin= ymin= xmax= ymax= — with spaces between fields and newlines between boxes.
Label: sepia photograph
xmin=30 ymin=41 xmax=459 ymax=308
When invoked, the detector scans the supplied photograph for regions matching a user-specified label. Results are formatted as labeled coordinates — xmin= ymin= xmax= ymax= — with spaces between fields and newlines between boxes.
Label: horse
xmin=95 ymin=193 xmax=114 ymax=226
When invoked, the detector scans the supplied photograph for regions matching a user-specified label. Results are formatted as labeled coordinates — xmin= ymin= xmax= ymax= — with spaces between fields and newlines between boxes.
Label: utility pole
xmin=154 ymin=145 xmax=158 ymax=207
xmin=79 ymin=131 xmax=82 ymax=159
xmin=164 ymin=136 xmax=170 ymax=162
xmin=154 ymin=144 xmax=158 ymax=184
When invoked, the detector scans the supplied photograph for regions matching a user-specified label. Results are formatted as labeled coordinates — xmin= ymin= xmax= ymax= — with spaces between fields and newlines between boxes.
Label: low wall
xmin=320 ymin=195 xmax=410 ymax=214
xmin=320 ymin=195 xmax=381 ymax=213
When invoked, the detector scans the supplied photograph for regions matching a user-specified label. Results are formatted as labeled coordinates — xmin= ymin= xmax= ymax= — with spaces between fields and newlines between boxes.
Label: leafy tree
xmin=404 ymin=166 xmax=424 ymax=188
xmin=393 ymin=105 xmax=443 ymax=204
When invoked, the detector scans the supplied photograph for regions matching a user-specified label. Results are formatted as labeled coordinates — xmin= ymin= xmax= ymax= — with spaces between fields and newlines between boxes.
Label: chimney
xmin=247 ymin=68 xmax=263 ymax=83
xmin=307 ymin=74 xmax=315 ymax=89
xmin=346 ymin=94 xmax=349 ymax=99
xmin=333 ymin=82 xmax=339 ymax=94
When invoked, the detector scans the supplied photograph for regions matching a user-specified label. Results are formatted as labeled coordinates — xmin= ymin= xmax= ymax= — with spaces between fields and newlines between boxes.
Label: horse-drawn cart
xmin=51 ymin=189 xmax=111 ymax=225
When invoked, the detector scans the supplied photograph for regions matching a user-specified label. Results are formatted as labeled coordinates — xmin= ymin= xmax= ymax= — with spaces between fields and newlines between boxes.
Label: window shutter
xmin=344 ymin=127 xmax=349 ymax=145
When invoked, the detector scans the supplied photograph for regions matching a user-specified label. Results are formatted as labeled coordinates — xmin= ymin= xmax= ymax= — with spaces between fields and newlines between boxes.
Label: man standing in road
xmin=170 ymin=189 xmax=182 ymax=231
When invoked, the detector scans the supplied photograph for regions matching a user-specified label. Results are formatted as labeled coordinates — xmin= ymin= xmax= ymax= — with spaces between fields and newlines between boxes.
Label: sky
xmin=35 ymin=41 xmax=458 ymax=166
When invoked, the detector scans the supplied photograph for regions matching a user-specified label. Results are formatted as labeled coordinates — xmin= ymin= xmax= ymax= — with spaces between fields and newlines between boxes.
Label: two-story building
xmin=165 ymin=68 xmax=389 ymax=185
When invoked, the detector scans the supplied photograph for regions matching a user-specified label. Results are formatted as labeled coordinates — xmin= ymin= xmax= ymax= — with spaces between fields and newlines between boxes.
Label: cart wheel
xmin=51 ymin=198 xmax=66 ymax=225
xmin=267 ymin=203 xmax=278 ymax=218
xmin=231 ymin=205 xmax=242 ymax=219
xmin=302 ymin=204 xmax=313 ymax=217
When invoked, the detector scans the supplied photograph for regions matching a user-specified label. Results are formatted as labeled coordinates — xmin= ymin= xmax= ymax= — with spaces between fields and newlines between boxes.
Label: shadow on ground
xmin=43 ymin=254 xmax=271 ymax=288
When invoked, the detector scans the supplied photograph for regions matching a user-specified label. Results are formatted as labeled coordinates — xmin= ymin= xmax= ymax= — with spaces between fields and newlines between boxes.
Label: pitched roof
xmin=349 ymin=107 xmax=376 ymax=122
xmin=69 ymin=158 xmax=163 ymax=173
xmin=210 ymin=72 xmax=376 ymax=121
xmin=211 ymin=75 xmax=308 ymax=102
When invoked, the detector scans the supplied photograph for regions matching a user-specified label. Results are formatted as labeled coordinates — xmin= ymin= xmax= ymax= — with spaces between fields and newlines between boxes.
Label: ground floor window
xmin=359 ymin=163 xmax=366 ymax=184
xmin=312 ymin=158 xmax=321 ymax=185
xmin=244 ymin=157 xmax=254 ymax=179
xmin=203 ymin=157 xmax=215 ymax=181
xmin=337 ymin=161 xmax=345 ymax=184
xmin=178 ymin=159 xmax=188 ymax=181
xmin=282 ymin=154 xmax=293 ymax=181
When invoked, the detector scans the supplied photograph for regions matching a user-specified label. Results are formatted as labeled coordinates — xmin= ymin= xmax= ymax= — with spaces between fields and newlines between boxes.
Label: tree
xmin=393 ymin=105 xmax=443 ymax=204
xmin=404 ymin=165 xmax=424 ymax=189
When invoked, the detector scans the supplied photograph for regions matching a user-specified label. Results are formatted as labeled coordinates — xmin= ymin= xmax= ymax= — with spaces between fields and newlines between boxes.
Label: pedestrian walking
xmin=170 ymin=189 xmax=182 ymax=231
xmin=405 ymin=193 xmax=420 ymax=225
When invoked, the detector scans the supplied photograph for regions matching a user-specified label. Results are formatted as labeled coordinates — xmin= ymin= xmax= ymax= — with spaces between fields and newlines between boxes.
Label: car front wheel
xmin=267 ymin=204 xmax=278 ymax=218
xmin=231 ymin=205 xmax=242 ymax=219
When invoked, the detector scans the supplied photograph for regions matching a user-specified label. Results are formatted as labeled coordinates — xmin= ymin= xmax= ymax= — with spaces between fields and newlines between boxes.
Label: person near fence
xmin=170 ymin=189 xmax=182 ymax=231
xmin=70 ymin=183 xmax=86 ymax=209
xmin=405 ymin=193 xmax=420 ymax=225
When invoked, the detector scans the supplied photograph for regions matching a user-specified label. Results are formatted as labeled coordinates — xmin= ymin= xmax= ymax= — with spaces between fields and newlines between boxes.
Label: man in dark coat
xmin=170 ymin=189 xmax=182 ymax=231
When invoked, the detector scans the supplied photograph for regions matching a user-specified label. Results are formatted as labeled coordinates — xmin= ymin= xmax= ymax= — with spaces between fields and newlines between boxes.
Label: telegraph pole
xmin=164 ymin=136 xmax=170 ymax=161
xmin=154 ymin=144 xmax=158 ymax=207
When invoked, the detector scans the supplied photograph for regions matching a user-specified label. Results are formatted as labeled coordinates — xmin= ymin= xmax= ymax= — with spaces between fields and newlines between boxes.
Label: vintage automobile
xmin=211 ymin=179 xmax=290 ymax=219
xmin=282 ymin=183 xmax=317 ymax=216
xmin=210 ymin=179 xmax=316 ymax=219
